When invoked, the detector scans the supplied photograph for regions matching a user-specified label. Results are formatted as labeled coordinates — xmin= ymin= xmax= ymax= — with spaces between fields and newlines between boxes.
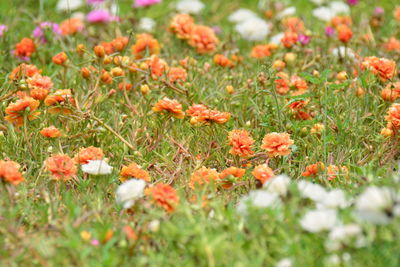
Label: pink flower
xmin=133 ymin=0 xmax=162 ymax=8
xmin=86 ymin=9 xmax=118 ymax=23
xmin=90 ymin=239 xmax=100 ymax=246
xmin=32 ymin=22 xmax=61 ymax=43
xmin=87 ymin=0 xmax=104 ymax=4
xmin=0 ymin=25 xmax=7 ymax=37
xmin=298 ymin=34 xmax=311 ymax=45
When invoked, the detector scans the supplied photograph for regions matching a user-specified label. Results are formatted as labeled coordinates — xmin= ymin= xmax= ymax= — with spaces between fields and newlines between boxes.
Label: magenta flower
xmin=325 ymin=27 xmax=335 ymax=37
xmin=133 ymin=0 xmax=162 ymax=8
xmin=298 ymin=34 xmax=311 ymax=46
xmin=32 ymin=22 xmax=61 ymax=43
xmin=86 ymin=9 xmax=118 ymax=23
xmin=0 ymin=24 xmax=8 ymax=37
xmin=347 ymin=0 xmax=359 ymax=6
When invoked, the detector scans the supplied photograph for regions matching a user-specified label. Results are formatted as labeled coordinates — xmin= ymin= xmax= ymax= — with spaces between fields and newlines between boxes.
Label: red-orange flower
xmin=44 ymin=89 xmax=75 ymax=114
xmin=383 ymin=37 xmax=400 ymax=52
xmin=120 ymin=162 xmax=151 ymax=182
xmin=131 ymin=33 xmax=160 ymax=59
xmin=337 ymin=24 xmax=352 ymax=43
xmin=169 ymin=14 xmax=195 ymax=39
xmin=5 ymin=97 xmax=40 ymax=126
xmin=0 ymin=160 xmax=24 ymax=185
xmin=40 ymin=126 xmax=61 ymax=138
xmin=152 ymin=97 xmax=185 ymax=119
xmin=385 ymin=103 xmax=400 ymax=129
xmin=74 ymin=146 xmax=104 ymax=164
xmin=189 ymin=166 xmax=220 ymax=189
xmin=146 ymin=183 xmax=179 ymax=213
xmin=281 ymin=31 xmax=298 ymax=48
xmin=275 ymin=72 xmax=290 ymax=95
xmin=251 ymin=44 xmax=276 ymax=59
xmin=9 ymin=63 xmax=41 ymax=80
xmin=252 ymin=163 xmax=274 ymax=184
xmin=188 ymin=25 xmax=219 ymax=54
xmin=14 ymin=38 xmax=36 ymax=58
xmin=45 ymin=154 xmax=77 ymax=181
xmin=60 ymin=18 xmax=84 ymax=35
xmin=168 ymin=67 xmax=187 ymax=83
xmin=261 ymin=132 xmax=294 ymax=157
xmin=227 ymin=129 xmax=254 ymax=158
xmin=213 ymin=54 xmax=234 ymax=67
xmin=361 ymin=56 xmax=396 ymax=82
xmin=52 ymin=52 xmax=68 ymax=65
xmin=302 ymin=162 xmax=325 ymax=177
xmin=148 ymin=55 xmax=168 ymax=79
xmin=219 ymin=167 xmax=245 ymax=189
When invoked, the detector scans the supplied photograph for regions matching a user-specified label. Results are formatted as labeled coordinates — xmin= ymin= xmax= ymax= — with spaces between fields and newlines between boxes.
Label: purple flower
xmin=0 ymin=24 xmax=8 ymax=37
xmin=86 ymin=9 xmax=118 ymax=23
xmin=374 ymin=7 xmax=384 ymax=16
xmin=32 ymin=22 xmax=61 ymax=43
xmin=347 ymin=0 xmax=359 ymax=5
xmin=298 ymin=34 xmax=311 ymax=45
xmin=133 ymin=0 xmax=162 ymax=8
xmin=325 ymin=27 xmax=335 ymax=37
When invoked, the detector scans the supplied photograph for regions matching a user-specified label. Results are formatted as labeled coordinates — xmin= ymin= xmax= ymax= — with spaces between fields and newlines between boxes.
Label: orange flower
xmin=219 ymin=167 xmax=245 ymax=189
xmin=27 ymin=74 xmax=53 ymax=100
xmin=118 ymin=82 xmax=133 ymax=91
xmin=168 ymin=67 xmax=187 ymax=83
xmin=148 ymin=55 xmax=168 ymax=79
xmin=261 ymin=132 xmax=294 ymax=157
xmin=394 ymin=6 xmax=400 ymax=21
xmin=227 ymin=129 xmax=254 ymax=158
xmin=302 ymin=162 xmax=325 ymax=177
xmin=60 ymin=18 xmax=84 ymax=35
xmin=120 ymin=162 xmax=151 ymax=182
xmin=252 ymin=163 xmax=274 ymax=184
xmin=169 ymin=14 xmax=195 ymax=39
xmin=9 ymin=63 xmax=41 ymax=80
xmin=251 ymin=44 xmax=277 ymax=59
xmin=52 ymin=52 xmax=68 ymax=65
xmin=0 ymin=160 xmax=24 ymax=185
xmin=282 ymin=17 xmax=305 ymax=32
xmin=381 ymin=82 xmax=400 ymax=101
xmin=131 ymin=33 xmax=160 ymax=59
xmin=5 ymin=97 xmax=40 ymax=126
xmin=213 ymin=54 xmax=234 ymax=67
xmin=111 ymin=36 xmax=129 ymax=52
xmin=361 ymin=56 xmax=396 ymax=82
xmin=40 ymin=126 xmax=61 ymax=138
xmin=44 ymin=89 xmax=75 ymax=114
xmin=281 ymin=31 xmax=298 ymax=48
xmin=14 ymin=38 xmax=36 ymax=58
xmin=275 ymin=72 xmax=290 ymax=95
xmin=186 ymin=104 xmax=230 ymax=125
xmin=189 ymin=166 xmax=220 ymax=189
xmin=74 ymin=146 xmax=104 ymax=164
xmin=327 ymin=165 xmax=348 ymax=181
xmin=330 ymin=16 xmax=352 ymax=28
xmin=152 ymin=97 xmax=185 ymax=119
xmin=188 ymin=25 xmax=219 ymax=54
xmin=45 ymin=154 xmax=77 ymax=181
xmin=337 ymin=24 xmax=352 ymax=43
xmin=290 ymin=75 xmax=308 ymax=91
xmin=383 ymin=37 xmax=400 ymax=52
xmin=146 ymin=183 xmax=179 ymax=213
xmin=385 ymin=103 xmax=400 ymax=129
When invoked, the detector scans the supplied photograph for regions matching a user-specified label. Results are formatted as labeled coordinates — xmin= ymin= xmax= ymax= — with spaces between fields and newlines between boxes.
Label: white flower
xmin=300 ymin=209 xmax=338 ymax=233
xmin=325 ymin=224 xmax=363 ymax=251
xmin=270 ymin=32 xmax=284 ymax=45
xmin=176 ymin=0 xmax=204 ymax=14
xmin=318 ymin=189 xmax=348 ymax=209
xmin=276 ymin=7 xmax=296 ymax=19
xmin=276 ymin=258 xmax=293 ymax=267
xmin=237 ymin=190 xmax=280 ymax=215
xmin=354 ymin=186 xmax=397 ymax=224
xmin=56 ymin=0 xmax=83 ymax=12
xmin=228 ymin=9 xmax=258 ymax=24
xmin=235 ymin=17 xmax=270 ymax=41
xmin=138 ymin=17 xmax=156 ymax=32
xmin=116 ymin=179 xmax=146 ymax=209
xmin=71 ymin=12 xmax=85 ymax=20
xmin=298 ymin=180 xmax=327 ymax=202
xmin=330 ymin=1 xmax=350 ymax=14
xmin=263 ymin=174 xmax=291 ymax=196
xmin=312 ymin=6 xmax=336 ymax=21
xmin=310 ymin=0 xmax=327 ymax=5
xmin=81 ymin=160 xmax=113 ymax=175
xmin=331 ymin=46 xmax=356 ymax=60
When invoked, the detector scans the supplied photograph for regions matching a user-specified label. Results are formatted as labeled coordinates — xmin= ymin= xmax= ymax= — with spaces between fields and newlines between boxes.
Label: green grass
xmin=1 ymin=0 xmax=400 ymax=266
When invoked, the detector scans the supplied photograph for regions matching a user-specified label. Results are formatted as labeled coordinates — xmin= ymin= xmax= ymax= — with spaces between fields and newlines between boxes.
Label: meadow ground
xmin=1 ymin=0 xmax=400 ymax=266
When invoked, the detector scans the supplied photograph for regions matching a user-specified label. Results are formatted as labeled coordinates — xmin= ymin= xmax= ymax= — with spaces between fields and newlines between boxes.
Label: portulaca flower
xmin=138 ymin=17 xmax=156 ymax=32
xmin=298 ymin=180 xmax=327 ymax=202
xmin=276 ymin=258 xmax=293 ymax=267
xmin=228 ymin=9 xmax=258 ymax=23
xmin=81 ymin=159 xmax=113 ymax=175
xmin=263 ymin=174 xmax=291 ymax=196
xmin=276 ymin=7 xmax=296 ymax=19
xmin=354 ymin=186 xmax=398 ymax=224
xmin=330 ymin=1 xmax=350 ymax=14
xmin=235 ymin=17 xmax=270 ymax=41
xmin=313 ymin=1 xmax=350 ymax=21
xmin=176 ymin=0 xmax=204 ymax=14
xmin=116 ymin=179 xmax=146 ymax=209
xmin=237 ymin=190 xmax=280 ymax=215
xmin=318 ymin=189 xmax=348 ymax=209
xmin=56 ymin=0 xmax=83 ymax=12
xmin=325 ymin=224 xmax=363 ymax=251
xmin=300 ymin=209 xmax=338 ymax=233
xmin=331 ymin=46 xmax=356 ymax=60
xmin=270 ymin=32 xmax=284 ymax=45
